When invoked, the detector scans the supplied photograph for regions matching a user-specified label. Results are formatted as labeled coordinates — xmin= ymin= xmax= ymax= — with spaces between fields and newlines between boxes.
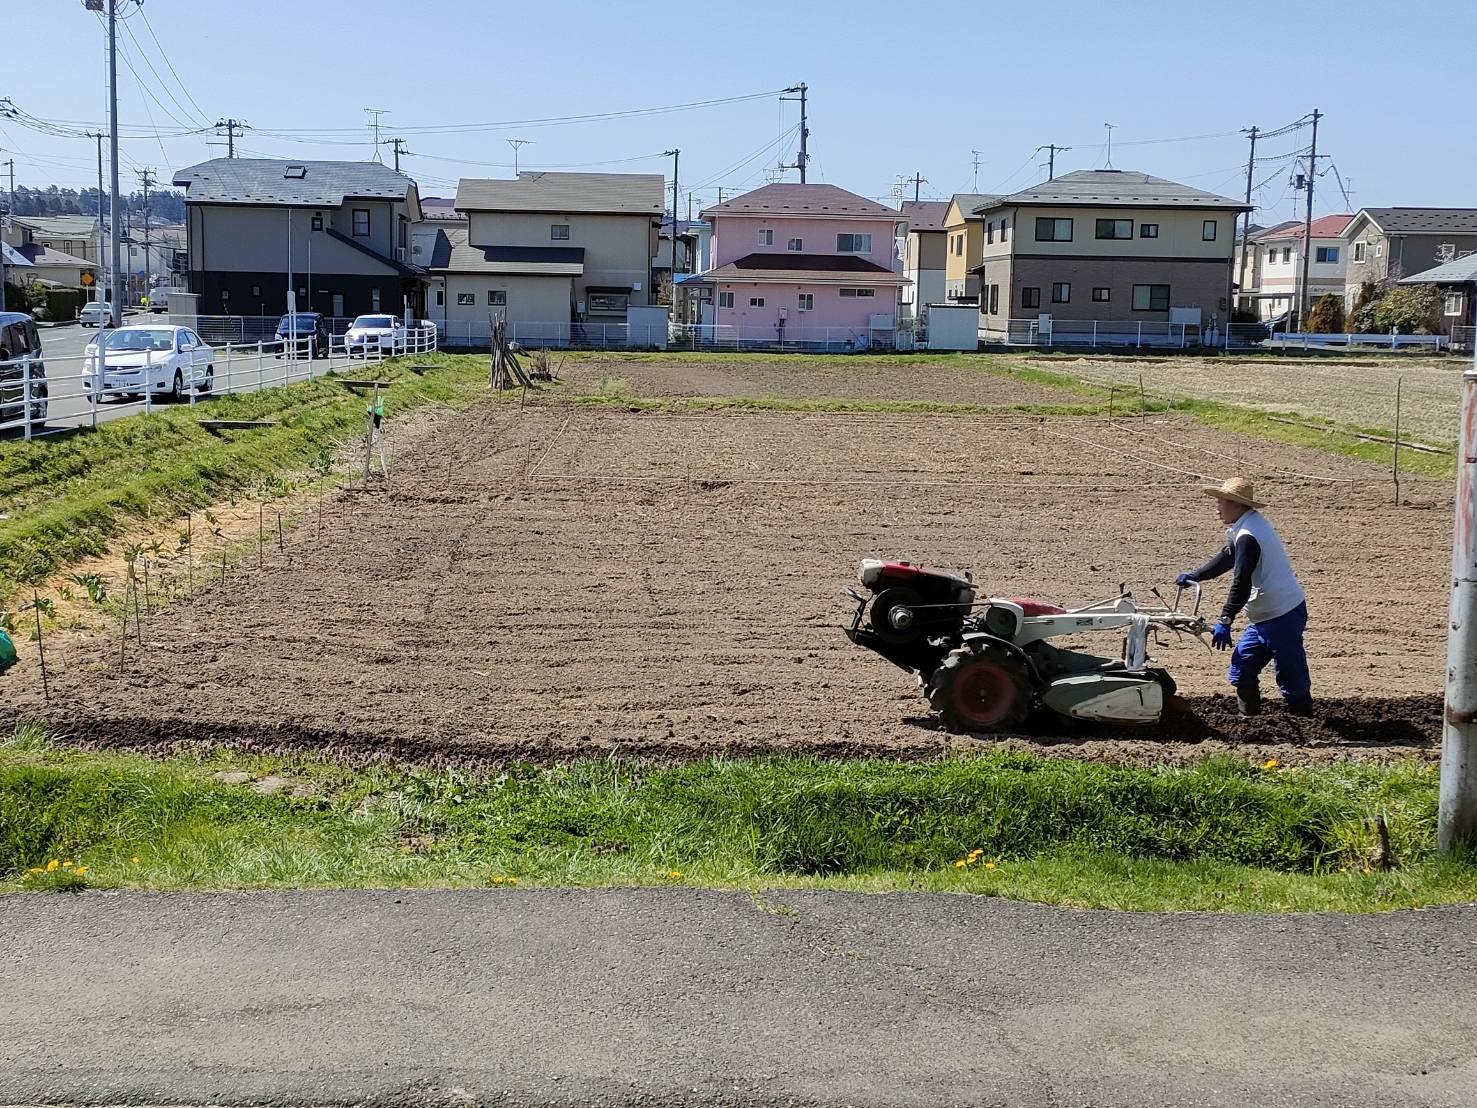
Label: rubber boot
xmin=1285 ymin=698 xmax=1314 ymax=718
xmin=1236 ymin=685 xmax=1262 ymax=717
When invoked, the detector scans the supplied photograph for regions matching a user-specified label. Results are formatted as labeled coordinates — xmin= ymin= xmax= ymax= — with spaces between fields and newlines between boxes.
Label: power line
xmin=136 ymin=4 xmax=212 ymax=127
xmin=119 ymin=17 xmax=211 ymax=131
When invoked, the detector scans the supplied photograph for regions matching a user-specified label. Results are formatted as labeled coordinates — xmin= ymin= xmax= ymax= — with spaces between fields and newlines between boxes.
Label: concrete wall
xmin=466 ymin=211 xmax=654 ymax=308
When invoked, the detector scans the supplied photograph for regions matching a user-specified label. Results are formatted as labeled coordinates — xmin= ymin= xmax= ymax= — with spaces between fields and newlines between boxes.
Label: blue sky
xmin=5 ymin=0 xmax=1474 ymax=222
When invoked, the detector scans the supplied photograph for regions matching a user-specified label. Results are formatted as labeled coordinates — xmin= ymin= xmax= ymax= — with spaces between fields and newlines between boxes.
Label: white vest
xmin=1228 ymin=509 xmax=1305 ymax=623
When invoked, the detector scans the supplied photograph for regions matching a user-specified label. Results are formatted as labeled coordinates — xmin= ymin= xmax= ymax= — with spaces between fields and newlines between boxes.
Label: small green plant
xmin=67 ymin=573 xmax=107 ymax=606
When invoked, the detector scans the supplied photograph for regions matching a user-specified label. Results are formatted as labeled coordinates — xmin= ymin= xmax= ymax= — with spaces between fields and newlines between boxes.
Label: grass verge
xmin=4 ymin=726 xmax=1469 ymax=912
xmin=0 ymin=353 xmax=487 ymax=602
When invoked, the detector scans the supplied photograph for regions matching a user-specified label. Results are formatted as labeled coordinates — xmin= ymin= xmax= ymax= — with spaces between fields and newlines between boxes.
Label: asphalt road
xmin=25 ymin=319 xmax=380 ymax=434
xmin=2 ymin=888 xmax=1474 ymax=1107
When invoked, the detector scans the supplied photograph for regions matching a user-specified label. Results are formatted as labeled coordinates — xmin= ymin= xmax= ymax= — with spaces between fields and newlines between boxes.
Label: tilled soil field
xmin=17 ymin=400 xmax=1452 ymax=766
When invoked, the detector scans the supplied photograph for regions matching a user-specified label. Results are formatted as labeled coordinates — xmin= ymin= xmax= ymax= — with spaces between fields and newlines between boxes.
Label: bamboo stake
xmin=1393 ymin=376 xmax=1403 ymax=506
xmin=142 ymin=559 xmax=152 ymax=615
xmin=186 ymin=513 xmax=193 ymax=592
xmin=276 ymin=511 xmax=284 ymax=553
xmin=131 ymin=571 xmax=143 ymax=647
xmin=1138 ymin=374 xmax=1147 ymax=422
xmin=32 ymin=589 xmax=49 ymax=704
xmin=258 ymin=503 xmax=265 ymax=567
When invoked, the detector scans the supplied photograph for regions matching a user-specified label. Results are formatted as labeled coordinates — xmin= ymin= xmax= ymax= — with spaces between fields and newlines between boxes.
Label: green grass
xmin=0 ymin=353 xmax=491 ymax=602
xmin=4 ymin=727 xmax=1469 ymax=911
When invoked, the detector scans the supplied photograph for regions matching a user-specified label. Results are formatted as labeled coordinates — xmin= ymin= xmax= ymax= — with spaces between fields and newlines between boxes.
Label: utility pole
xmin=1035 ymin=145 xmax=1071 ymax=182
xmin=664 ymin=148 xmax=680 ymax=292
xmin=1443 ymin=349 xmax=1477 ymax=851
xmin=93 ymin=131 xmax=105 ymax=301
xmin=1295 ymin=108 xmax=1322 ymax=331
xmin=2 ymin=159 xmax=13 ymax=210
xmin=0 ymin=158 xmax=13 ymax=310
xmin=780 ymin=84 xmax=809 ymax=183
xmin=971 ymin=150 xmax=981 ymax=192
xmin=138 ymin=167 xmax=154 ymax=303
xmin=1232 ymin=125 xmax=1259 ymax=327
xmin=94 ymin=0 xmax=134 ymax=326
xmin=385 ymin=138 xmax=408 ymax=173
xmin=213 ymin=118 xmax=244 ymax=158
xmin=909 ymin=172 xmax=925 ymax=204
xmin=365 ymin=108 xmax=389 ymax=162
xmin=505 ymin=138 xmax=531 ymax=177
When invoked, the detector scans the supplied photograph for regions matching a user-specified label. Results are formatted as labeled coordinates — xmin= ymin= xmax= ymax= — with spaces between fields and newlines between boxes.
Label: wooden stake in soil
xmin=277 ymin=511 xmax=285 ymax=554
xmin=31 ymin=589 xmax=49 ymax=704
xmin=131 ymin=571 xmax=144 ymax=647
xmin=1138 ymin=374 xmax=1147 ymax=422
xmin=1393 ymin=376 xmax=1403 ymax=506
xmin=118 ymin=601 xmax=127 ymax=672
xmin=186 ymin=514 xmax=193 ymax=592
xmin=1107 ymin=384 xmax=1115 ymax=425
xmin=142 ymin=559 xmax=152 ymax=615
xmin=258 ymin=503 xmax=265 ymax=567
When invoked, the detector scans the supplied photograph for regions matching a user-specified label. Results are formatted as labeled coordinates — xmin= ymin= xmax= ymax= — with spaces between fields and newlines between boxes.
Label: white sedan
xmin=343 ymin=314 xmax=407 ymax=357
xmin=84 ymin=325 xmax=215 ymax=401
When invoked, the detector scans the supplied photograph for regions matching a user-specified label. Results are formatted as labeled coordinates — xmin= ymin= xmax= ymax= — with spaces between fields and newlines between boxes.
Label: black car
xmin=0 ymin=312 xmax=49 ymax=433
xmin=274 ymin=312 xmax=330 ymax=359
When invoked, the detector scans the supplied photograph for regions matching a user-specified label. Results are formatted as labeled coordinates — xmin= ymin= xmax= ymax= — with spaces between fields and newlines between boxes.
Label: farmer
xmin=1176 ymin=477 xmax=1312 ymax=718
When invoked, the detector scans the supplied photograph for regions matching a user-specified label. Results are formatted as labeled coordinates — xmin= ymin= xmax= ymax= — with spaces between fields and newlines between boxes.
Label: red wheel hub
xmin=952 ymin=661 xmax=1018 ymax=728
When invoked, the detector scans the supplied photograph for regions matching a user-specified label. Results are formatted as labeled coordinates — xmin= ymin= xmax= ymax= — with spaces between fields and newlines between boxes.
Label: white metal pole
xmin=1441 ymin=355 xmax=1477 ymax=852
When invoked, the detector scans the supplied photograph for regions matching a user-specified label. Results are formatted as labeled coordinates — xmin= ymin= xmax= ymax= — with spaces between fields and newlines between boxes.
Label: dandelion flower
xmin=1262 ymin=758 xmax=1279 ymax=770
xmin=491 ymin=875 xmax=505 ymax=884
xmin=62 ymin=860 xmax=73 ymax=868
xmin=75 ymin=866 xmax=88 ymax=876
xmin=954 ymin=859 xmax=967 ymax=869
xmin=46 ymin=860 xmax=59 ymax=872
xmin=984 ymin=861 xmax=998 ymax=871
xmin=667 ymin=870 xmax=683 ymax=880
xmin=131 ymin=856 xmax=141 ymax=865
xmin=506 ymin=878 xmax=517 ymax=886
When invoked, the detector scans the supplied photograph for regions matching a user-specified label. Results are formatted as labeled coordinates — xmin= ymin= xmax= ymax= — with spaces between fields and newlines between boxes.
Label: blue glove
xmin=1175 ymin=573 xmax=1197 ymax=588
xmin=1211 ymin=620 xmax=1233 ymax=650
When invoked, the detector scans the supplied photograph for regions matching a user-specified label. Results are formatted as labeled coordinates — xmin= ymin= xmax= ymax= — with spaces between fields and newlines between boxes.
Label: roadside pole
xmin=1440 ymin=354 xmax=1477 ymax=852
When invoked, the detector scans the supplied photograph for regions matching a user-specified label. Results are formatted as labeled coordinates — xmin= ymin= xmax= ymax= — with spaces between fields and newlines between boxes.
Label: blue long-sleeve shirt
xmin=1193 ymin=533 xmax=1261 ymax=624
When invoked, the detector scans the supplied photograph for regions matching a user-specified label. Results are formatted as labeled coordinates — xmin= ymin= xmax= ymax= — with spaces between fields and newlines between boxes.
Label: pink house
xmin=696 ymin=184 xmax=906 ymax=348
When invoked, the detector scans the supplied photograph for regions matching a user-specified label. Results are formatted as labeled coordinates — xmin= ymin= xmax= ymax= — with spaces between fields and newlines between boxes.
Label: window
xmin=749 ymin=296 xmax=766 ymax=307
xmin=1051 ymin=282 xmax=1071 ymax=304
xmin=1022 ymin=287 xmax=1041 ymax=309
xmin=1095 ymin=218 xmax=1132 ymax=240
xmin=986 ymin=222 xmax=994 ymax=244
xmin=758 ymin=229 xmax=774 ymax=246
xmin=551 ymin=224 xmax=570 ymax=240
xmin=1353 ymin=241 xmax=1366 ymax=262
xmin=1376 ymin=244 xmax=1384 ymax=258
xmin=1283 ymin=247 xmax=1292 ymax=263
xmin=456 ymin=292 xmax=475 ymax=306
xmin=371 ymin=288 xmax=381 ymax=311
xmin=1035 ymin=217 xmax=1073 ymax=242
xmin=488 ymin=290 xmax=506 ymax=306
xmin=1140 ymin=223 xmax=1159 ymax=238
xmin=435 ymin=289 xmax=444 ymax=307
xmin=718 ymin=291 xmax=734 ymax=308
xmin=1092 ymin=287 xmax=1111 ymax=302
xmin=1202 ymin=220 xmax=1218 ymax=241
xmin=987 ymin=284 xmax=999 ymax=314
xmin=1315 ymin=246 xmax=1340 ymax=263
xmin=1446 ymin=292 xmax=1464 ymax=317
xmin=1132 ymin=284 xmax=1171 ymax=311
xmin=787 ymin=238 xmax=803 ymax=252
xmin=251 ymin=284 xmax=261 ymax=297
xmin=1001 ymin=220 xmax=1009 ymax=243
xmin=797 ymin=293 xmax=814 ymax=312
xmin=836 ymin=233 xmax=873 ymax=253
xmin=284 ymin=165 xmax=307 ymax=179
xmin=311 ymin=215 xmax=323 ymax=231
xmin=587 ymin=292 xmax=628 ymax=313
xmin=839 ymin=288 xmax=876 ymax=298
xmin=352 ymin=209 xmax=370 ymax=237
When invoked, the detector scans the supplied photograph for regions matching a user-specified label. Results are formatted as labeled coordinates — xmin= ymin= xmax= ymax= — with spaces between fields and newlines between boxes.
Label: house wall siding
xmin=441 ymin=273 xmax=573 ymax=328
xmin=1002 ymin=256 xmax=1229 ymax=322
xmin=465 ymin=211 xmax=655 ymax=308
xmin=194 ymin=204 xmax=402 ymax=276
xmin=709 ymin=214 xmax=898 ymax=271
xmin=712 ymin=281 xmax=892 ymax=335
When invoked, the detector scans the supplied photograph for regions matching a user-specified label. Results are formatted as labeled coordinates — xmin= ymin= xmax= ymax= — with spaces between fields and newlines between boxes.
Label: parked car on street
xmin=84 ymin=325 xmax=214 ymax=401
xmin=0 ymin=312 xmax=49 ymax=431
xmin=79 ymin=301 xmax=113 ymax=327
xmin=275 ymin=312 xmax=330 ymax=359
xmin=344 ymin=314 xmax=406 ymax=357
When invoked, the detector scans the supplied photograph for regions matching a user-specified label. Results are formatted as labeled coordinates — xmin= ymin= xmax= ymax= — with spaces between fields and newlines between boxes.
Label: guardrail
xmin=0 ymin=325 xmax=437 ymax=440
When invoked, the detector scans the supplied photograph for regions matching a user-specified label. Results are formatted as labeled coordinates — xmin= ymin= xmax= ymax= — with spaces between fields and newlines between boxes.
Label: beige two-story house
xmin=941 ymin=193 xmax=1002 ymax=305
xmin=172 ymin=159 xmax=422 ymax=318
xmin=971 ymin=170 xmax=1249 ymax=341
xmin=438 ymin=172 xmax=664 ymax=332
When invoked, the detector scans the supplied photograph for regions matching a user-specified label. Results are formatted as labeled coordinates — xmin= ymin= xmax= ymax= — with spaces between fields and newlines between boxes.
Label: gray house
xmin=172 ymin=159 xmax=423 ymax=318
xmin=1342 ymin=208 xmax=1477 ymax=297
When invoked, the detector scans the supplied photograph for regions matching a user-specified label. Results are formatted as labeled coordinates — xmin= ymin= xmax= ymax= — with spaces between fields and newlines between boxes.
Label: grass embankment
xmin=0 ymin=353 xmax=484 ymax=603
xmin=5 ymin=727 xmax=1470 ymax=912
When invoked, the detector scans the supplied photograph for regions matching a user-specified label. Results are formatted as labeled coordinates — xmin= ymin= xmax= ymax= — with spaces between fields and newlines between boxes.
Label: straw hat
xmin=1201 ymin=476 xmax=1265 ymax=509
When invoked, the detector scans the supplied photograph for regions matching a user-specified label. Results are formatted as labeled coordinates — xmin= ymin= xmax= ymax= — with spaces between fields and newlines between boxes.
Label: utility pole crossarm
xmin=779 ymin=84 xmax=809 ymax=183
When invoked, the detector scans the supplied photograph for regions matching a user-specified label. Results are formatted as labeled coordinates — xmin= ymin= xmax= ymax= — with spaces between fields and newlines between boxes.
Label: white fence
xmin=978 ymin=317 xmax=1454 ymax=353
xmin=0 ymin=325 xmax=437 ymax=441
xmin=1257 ymin=330 xmax=1449 ymax=353
xmin=432 ymin=318 xmax=907 ymax=353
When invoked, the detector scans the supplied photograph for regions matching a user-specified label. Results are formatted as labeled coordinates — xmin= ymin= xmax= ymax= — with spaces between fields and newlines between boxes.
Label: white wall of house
xmin=441 ymin=273 xmax=573 ymax=330
xmin=466 ymin=211 xmax=654 ymax=306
